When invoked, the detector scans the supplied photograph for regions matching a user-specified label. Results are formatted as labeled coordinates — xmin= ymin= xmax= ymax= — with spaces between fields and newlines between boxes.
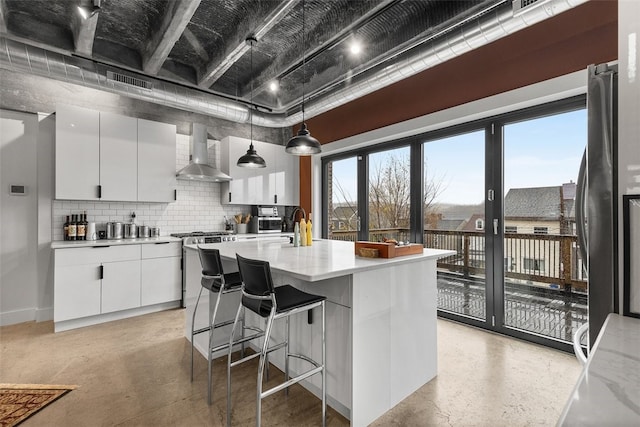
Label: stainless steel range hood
xmin=176 ymin=123 xmax=232 ymax=182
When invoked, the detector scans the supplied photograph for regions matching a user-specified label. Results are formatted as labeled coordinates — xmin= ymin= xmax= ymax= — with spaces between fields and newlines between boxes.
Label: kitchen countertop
xmin=184 ymin=238 xmax=455 ymax=282
xmin=234 ymin=232 xmax=293 ymax=240
xmin=558 ymin=313 xmax=640 ymax=426
xmin=51 ymin=236 xmax=181 ymax=249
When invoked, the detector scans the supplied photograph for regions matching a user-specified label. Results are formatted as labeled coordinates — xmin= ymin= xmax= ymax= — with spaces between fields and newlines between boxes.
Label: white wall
xmin=618 ymin=0 xmax=640 ymax=313
xmin=0 ymin=110 xmax=39 ymax=325
xmin=37 ymin=113 xmax=55 ymax=322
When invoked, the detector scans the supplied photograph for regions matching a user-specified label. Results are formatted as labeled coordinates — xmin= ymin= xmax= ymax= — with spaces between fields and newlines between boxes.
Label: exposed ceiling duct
xmin=176 ymin=123 xmax=232 ymax=182
xmin=0 ymin=0 xmax=586 ymax=129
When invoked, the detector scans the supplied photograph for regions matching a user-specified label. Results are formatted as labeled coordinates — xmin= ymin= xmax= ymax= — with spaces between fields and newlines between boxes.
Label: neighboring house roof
xmin=461 ymin=214 xmax=486 ymax=232
xmin=434 ymin=219 xmax=466 ymax=231
xmin=504 ymin=186 xmax=562 ymax=220
xmin=331 ymin=205 xmax=357 ymax=221
xmin=433 ymin=203 xmax=484 ymax=221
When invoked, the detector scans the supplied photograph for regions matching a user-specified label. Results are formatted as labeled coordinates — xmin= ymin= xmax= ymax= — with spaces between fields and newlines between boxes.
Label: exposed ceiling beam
xmin=142 ymin=0 xmax=201 ymax=75
xmin=182 ymin=27 xmax=208 ymax=62
xmin=198 ymin=0 xmax=298 ymax=89
xmin=242 ymin=0 xmax=400 ymax=98
xmin=0 ymin=0 xmax=8 ymax=34
xmin=72 ymin=12 xmax=98 ymax=56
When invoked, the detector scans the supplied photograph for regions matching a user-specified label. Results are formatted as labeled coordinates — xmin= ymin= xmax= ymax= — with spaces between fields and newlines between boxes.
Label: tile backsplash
xmin=52 ymin=134 xmax=248 ymax=241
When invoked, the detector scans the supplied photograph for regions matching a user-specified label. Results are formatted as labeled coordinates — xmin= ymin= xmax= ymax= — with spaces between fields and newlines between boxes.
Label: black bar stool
xmin=191 ymin=246 xmax=250 ymax=405
xmin=226 ymin=254 xmax=326 ymax=427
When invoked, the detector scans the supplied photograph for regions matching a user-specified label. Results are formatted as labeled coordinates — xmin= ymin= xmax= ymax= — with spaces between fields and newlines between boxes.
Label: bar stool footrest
xmin=261 ymin=365 xmax=324 ymax=399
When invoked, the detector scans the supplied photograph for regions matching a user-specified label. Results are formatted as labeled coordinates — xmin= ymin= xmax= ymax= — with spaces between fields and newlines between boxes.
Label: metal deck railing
xmin=330 ymin=228 xmax=588 ymax=343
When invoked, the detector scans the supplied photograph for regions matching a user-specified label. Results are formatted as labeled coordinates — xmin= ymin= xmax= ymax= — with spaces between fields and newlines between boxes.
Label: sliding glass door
xmin=322 ymin=97 xmax=588 ymax=350
xmin=422 ymin=131 xmax=487 ymax=322
xmin=501 ymin=109 xmax=588 ymax=343
xmin=325 ymin=156 xmax=359 ymax=241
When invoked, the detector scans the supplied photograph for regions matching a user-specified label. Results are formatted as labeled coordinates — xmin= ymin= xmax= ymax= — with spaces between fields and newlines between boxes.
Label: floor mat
xmin=0 ymin=384 xmax=76 ymax=427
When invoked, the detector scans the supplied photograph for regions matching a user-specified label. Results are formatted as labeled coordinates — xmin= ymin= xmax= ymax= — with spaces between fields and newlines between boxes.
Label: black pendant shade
xmin=285 ymin=123 xmax=321 ymax=155
xmin=237 ymin=36 xmax=266 ymax=168
xmin=286 ymin=0 xmax=321 ymax=157
xmin=237 ymin=142 xmax=266 ymax=168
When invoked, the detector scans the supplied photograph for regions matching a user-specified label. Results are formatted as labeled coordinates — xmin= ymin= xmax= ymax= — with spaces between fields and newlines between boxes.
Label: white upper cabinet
xmin=55 ymin=105 xmax=101 ymax=200
xmin=273 ymin=144 xmax=299 ymax=206
xmin=99 ymin=112 xmax=138 ymax=201
xmin=55 ymin=105 xmax=176 ymax=202
xmin=138 ymin=119 xmax=177 ymax=202
xmin=220 ymin=136 xmax=299 ymax=206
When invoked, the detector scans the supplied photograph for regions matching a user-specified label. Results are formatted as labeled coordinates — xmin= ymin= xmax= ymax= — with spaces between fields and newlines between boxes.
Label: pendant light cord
xmin=250 ymin=38 xmax=254 ymax=149
xmin=301 ymin=0 xmax=306 ymax=124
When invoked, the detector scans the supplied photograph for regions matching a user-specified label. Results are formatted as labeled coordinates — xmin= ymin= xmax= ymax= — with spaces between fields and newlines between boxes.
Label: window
xmin=523 ymin=257 xmax=545 ymax=272
xmin=475 ymin=219 xmax=484 ymax=230
xmin=533 ymin=227 xmax=548 ymax=234
xmin=505 ymin=226 xmax=517 ymax=233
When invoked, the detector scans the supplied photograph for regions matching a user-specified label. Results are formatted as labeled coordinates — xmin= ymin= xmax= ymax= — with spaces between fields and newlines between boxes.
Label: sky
xmin=331 ymin=108 xmax=587 ymax=206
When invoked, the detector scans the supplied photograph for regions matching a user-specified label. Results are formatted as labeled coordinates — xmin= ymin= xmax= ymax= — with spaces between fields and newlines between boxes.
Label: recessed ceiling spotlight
xmin=77 ymin=0 xmax=101 ymax=19
xmin=349 ymin=40 xmax=363 ymax=56
xmin=269 ymin=81 xmax=279 ymax=93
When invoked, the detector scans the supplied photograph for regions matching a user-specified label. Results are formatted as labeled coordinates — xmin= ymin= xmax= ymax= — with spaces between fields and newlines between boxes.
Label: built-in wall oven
xmin=170 ymin=231 xmax=237 ymax=307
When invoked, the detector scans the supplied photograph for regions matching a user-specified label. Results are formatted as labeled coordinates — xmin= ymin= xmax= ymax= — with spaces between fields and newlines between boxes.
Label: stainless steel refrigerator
xmin=576 ymin=63 xmax=618 ymax=348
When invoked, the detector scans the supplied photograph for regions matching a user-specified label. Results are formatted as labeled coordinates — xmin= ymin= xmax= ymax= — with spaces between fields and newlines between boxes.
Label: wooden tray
xmin=355 ymin=241 xmax=423 ymax=258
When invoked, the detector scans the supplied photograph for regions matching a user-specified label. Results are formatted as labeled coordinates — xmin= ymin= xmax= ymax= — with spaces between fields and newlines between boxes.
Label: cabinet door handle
xmin=174 ymin=189 xmax=177 ymax=201
xmin=274 ymin=194 xmax=278 ymax=204
xmin=228 ymin=192 xmax=232 ymax=203
xmin=92 ymin=245 xmax=111 ymax=248
xmin=99 ymin=265 xmax=104 ymax=280
xmin=97 ymin=185 xmax=102 ymax=199
xmin=154 ymin=241 xmax=170 ymax=245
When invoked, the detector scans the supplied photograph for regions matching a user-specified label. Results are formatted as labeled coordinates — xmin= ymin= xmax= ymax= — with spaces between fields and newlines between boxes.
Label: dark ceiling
xmin=2 ymin=0 xmax=509 ymax=115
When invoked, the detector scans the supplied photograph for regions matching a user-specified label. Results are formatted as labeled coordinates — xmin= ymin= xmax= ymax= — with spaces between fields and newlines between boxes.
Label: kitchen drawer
xmin=141 ymin=241 xmax=181 ymax=259
xmin=55 ymin=244 xmax=141 ymax=266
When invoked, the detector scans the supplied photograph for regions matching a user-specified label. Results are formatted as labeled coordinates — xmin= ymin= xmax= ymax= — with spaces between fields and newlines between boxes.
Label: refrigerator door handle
xmin=576 ymin=149 xmax=588 ymax=274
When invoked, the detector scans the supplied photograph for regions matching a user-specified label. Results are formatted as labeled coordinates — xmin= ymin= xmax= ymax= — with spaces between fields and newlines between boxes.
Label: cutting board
xmin=355 ymin=241 xmax=423 ymax=258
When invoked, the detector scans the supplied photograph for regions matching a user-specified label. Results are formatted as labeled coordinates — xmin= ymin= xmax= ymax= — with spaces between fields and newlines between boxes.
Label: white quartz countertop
xmin=185 ymin=239 xmax=455 ymax=282
xmin=558 ymin=313 xmax=640 ymax=426
xmin=51 ymin=236 xmax=181 ymax=249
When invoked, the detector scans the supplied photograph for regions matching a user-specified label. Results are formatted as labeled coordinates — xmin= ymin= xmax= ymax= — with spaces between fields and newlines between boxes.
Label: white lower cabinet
xmin=54 ymin=242 xmax=180 ymax=329
xmin=102 ymin=260 xmax=141 ymax=313
xmin=54 ymin=264 xmax=102 ymax=322
xmin=141 ymin=242 xmax=182 ymax=306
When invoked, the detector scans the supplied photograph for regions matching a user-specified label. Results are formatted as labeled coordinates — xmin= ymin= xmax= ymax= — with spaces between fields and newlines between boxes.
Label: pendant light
xmin=285 ymin=0 xmax=321 ymax=156
xmin=237 ymin=36 xmax=266 ymax=168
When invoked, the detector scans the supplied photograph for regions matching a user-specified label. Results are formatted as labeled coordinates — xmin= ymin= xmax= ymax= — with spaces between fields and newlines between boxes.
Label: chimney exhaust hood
xmin=176 ymin=123 xmax=232 ymax=182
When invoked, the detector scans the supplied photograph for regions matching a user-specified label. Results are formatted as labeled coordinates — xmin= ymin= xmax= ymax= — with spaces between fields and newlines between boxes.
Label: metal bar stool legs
xmin=226 ymin=253 xmax=327 ymax=427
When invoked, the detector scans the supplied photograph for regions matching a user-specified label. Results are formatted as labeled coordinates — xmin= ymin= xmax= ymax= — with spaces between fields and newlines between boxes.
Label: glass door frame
xmin=487 ymin=95 xmax=586 ymax=352
xmin=320 ymin=95 xmax=586 ymax=353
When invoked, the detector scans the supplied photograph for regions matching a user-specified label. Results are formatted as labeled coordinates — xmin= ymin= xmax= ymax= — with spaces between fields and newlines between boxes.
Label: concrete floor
xmin=0 ymin=309 xmax=581 ymax=426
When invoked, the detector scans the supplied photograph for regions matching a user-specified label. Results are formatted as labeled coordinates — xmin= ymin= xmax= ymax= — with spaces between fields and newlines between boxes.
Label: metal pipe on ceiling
xmin=0 ymin=0 xmax=587 ymax=129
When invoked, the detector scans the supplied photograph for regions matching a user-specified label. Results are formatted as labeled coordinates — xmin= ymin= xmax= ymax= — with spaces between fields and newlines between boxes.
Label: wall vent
xmin=512 ymin=0 xmax=542 ymax=14
xmin=106 ymin=71 xmax=153 ymax=90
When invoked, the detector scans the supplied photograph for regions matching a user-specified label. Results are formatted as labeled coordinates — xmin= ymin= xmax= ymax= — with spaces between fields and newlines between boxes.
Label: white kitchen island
xmin=184 ymin=238 xmax=454 ymax=426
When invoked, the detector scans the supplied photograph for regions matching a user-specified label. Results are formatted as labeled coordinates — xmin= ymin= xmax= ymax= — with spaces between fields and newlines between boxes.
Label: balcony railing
xmin=329 ymin=228 xmax=587 ymax=292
